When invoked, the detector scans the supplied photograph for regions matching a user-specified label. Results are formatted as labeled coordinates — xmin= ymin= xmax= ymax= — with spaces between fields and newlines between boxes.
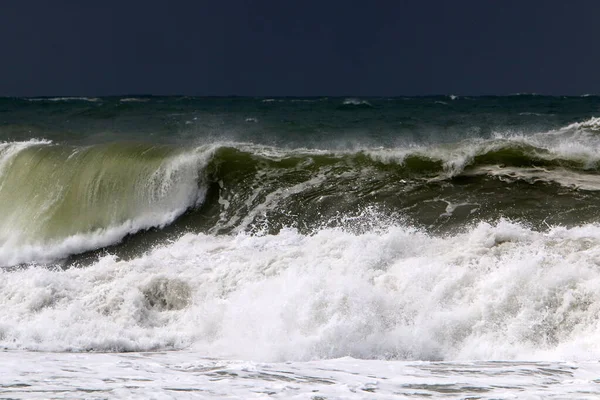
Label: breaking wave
xmin=2 ymin=116 xmax=600 ymax=266
xmin=0 ymin=140 xmax=211 ymax=265
xmin=4 ymin=99 xmax=600 ymax=368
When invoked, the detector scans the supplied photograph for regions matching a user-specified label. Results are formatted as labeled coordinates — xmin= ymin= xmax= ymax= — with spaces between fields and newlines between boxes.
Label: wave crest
xmin=563 ymin=117 xmax=600 ymax=132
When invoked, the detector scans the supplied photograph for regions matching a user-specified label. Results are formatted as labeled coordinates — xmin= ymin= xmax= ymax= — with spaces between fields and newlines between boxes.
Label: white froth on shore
xmin=2 ymin=351 xmax=598 ymax=399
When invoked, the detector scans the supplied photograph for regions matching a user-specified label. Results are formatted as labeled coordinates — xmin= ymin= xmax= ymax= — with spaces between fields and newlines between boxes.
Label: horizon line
xmin=1 ymin=93 xmax=598 ymax=99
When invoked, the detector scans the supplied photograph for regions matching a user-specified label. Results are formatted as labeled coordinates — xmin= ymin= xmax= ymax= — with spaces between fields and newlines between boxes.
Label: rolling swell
xmin=4 ymin=137 xmax=600 ymax=267
xmin=197 ymin=141 xmax=600 ymax=235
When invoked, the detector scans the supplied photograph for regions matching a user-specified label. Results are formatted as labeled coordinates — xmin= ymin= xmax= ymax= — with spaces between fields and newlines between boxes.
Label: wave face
xmin=0 ymin=141 xmax=210 ymax=265
xmin=3 ymin=96 xmax=600 ymax=362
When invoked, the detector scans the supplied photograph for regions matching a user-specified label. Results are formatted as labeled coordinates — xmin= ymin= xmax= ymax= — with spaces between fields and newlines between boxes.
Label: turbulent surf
xmin=3 ymin=96 xmax=600 ymax=370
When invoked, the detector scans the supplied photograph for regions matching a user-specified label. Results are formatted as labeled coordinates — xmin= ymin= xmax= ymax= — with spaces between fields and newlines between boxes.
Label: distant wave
xmin=340 ymin=98 xmax=373 ymax=108
xmin=26 ymin=97 xmax=100 ymax=102
xmin=511 ymin=93 xmax=540 ymax=96
xmin=119 ymin=97 xmax=150 ymax=103
xmin=518 ymin=112 xmax=554 ymax=116
xmin=290 ymin=98 xmax=327 ymax=103
xmin=342 ymin=98 xmax=371 ymax=105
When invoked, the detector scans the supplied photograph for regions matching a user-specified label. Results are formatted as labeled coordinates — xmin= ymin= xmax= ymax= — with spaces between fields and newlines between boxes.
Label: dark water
xmin=1 ymin=95 xmax=600 ymax=266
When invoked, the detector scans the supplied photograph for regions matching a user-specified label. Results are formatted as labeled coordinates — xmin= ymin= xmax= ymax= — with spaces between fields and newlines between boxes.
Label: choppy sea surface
xmin=3 ymin=95 xmax=600 ymax=398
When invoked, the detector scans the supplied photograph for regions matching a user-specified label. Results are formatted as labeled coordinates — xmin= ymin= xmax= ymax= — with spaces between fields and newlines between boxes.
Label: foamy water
xmin=4 ymin=221 xmax=600 ymax=362
xmin=3 ymin=351 xmax=600 ymax=399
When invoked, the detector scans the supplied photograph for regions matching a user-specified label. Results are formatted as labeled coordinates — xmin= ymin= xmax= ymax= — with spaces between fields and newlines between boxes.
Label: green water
xmin=1 ymin=95 xmax=600 ymax=265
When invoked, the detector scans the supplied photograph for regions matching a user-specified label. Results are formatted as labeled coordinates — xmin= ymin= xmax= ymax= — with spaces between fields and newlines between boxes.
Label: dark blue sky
xmin=1 ymin=0 xmax=599 ymax=96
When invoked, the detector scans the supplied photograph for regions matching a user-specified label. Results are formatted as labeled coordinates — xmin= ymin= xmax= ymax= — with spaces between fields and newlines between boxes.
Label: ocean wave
xmin=5 ymin=133 xmax=600 ymax=266
xmin=206 ymin=138 xmax=600 ymax=180
xmin=561 ymin=116 xmax=600 ymax=132
xmin=362 ymin=136 xmax=600 ymax=176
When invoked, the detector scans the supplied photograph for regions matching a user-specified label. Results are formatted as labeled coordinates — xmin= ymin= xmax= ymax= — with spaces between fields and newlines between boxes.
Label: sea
xmin=2 ymin=95 xmax=600 ymax=398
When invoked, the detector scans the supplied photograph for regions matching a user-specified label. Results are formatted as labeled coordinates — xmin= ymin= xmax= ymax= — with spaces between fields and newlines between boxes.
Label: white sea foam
xmin=3 ymin=219 xmax=600 ymax=363
xmin=562 ymin=116 xmax=600 ymax=132
xmin=2 ymin=351 xmax=598 ymax=399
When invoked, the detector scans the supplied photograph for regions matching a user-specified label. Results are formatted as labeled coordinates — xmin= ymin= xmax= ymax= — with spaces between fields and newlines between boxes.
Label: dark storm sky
xmin=1 ymin=0 xmax=599 ymax=96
